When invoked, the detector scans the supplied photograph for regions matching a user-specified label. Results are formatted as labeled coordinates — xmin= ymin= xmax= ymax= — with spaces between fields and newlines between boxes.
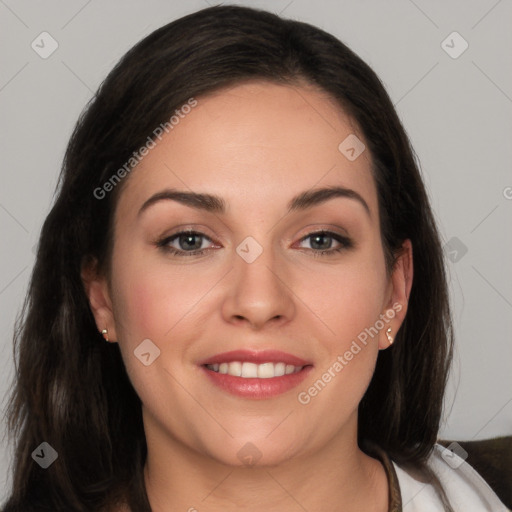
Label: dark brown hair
xmin=2 ymin=5 xmax=454 ymax=511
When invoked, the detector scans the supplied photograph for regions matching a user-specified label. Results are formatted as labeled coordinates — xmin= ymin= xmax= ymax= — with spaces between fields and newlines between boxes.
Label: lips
xmin=199 ymin=349 xmax=311 ymax=367
xmin=198 ymin=349 xmax=313 ymax=399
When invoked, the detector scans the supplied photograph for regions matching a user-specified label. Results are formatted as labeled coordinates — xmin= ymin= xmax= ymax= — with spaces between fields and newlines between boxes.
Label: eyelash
xmin=155 ymin=230 xmax=353 ymax=258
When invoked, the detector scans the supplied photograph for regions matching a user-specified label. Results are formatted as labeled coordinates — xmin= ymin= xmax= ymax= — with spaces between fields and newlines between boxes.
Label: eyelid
xmin=155 ymin=224 xmax=217 ymax=241
xmin=293 ymin=229 xmax=352 ymax=250
xmin=155 ymin=229 xmax=217 ymax=250
xmin=294 ymin=223 xmax=350 ymax=238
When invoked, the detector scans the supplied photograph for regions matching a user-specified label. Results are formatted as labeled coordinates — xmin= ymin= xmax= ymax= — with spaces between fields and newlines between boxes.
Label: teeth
xmin=274 ymin=362 xmax=286 ymax=376
xmin=228 ymin=361 xmax=242 ymax=376
xmin=257 ymin=363 xmax=274 ymax=378
xmin=242 ymin=362 xmax=258 ymax=378
xmin=206 ymin=361 xmax=304 ymax=378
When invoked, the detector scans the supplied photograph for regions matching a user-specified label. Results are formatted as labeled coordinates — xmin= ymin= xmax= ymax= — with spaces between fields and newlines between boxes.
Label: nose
xmin=221 ymin=240 xmax=296 ymax=330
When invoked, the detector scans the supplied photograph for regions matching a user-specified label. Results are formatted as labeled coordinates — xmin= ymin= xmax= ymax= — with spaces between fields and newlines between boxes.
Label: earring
xmin=101 ymin=329 xmax=109 ymax=342
xmin=386 ymin=327 xmax=393 ymax=345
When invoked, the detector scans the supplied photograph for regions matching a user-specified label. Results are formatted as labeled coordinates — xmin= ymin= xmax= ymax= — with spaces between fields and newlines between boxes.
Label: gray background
xmin=1 ymin=0 xmax=511 ymax=501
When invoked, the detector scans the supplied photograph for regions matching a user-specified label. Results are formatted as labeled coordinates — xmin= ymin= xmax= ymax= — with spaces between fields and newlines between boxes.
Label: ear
xmin=81 ymin=256 xmax=118 ymax=343
xmin=378 ymin=239 xmax=413 ymax=350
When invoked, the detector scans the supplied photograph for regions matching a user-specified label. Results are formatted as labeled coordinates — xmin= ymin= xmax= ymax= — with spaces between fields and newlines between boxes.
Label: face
xmin=84 ymin=80 xmax=411 ymax=467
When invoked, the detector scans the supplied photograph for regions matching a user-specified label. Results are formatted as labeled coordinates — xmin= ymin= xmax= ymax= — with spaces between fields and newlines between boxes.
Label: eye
xmin=155 ymin=229 xmax=353 ymax=258
xmin=296 ymin=230 xmax=353 ymax=257
xmin=156 ymin=230 xmax=216 ymax=256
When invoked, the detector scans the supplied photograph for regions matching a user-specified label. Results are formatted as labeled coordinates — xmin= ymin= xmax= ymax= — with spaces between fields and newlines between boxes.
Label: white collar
xmin=393 ymin=443 xmax=509 ymax=511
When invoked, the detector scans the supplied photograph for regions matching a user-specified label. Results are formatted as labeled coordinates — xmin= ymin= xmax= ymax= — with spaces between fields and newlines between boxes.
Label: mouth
xmin=199 ymin=349 xmax=313 ymax=399
xmin=204 ymin=361 xmax=306 ymax=378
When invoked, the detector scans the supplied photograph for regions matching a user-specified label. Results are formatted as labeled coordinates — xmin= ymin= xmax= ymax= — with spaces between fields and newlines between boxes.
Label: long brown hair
xmin=2 ymin=5 xmax=454 ymax=511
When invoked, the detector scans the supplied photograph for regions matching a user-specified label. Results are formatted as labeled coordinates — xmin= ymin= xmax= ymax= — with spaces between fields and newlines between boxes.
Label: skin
xmin=83 ymin=80 xmax=413 ymax=512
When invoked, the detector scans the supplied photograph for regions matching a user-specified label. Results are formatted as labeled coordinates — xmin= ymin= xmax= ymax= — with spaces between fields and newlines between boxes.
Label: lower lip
xmin=201 ymin=365 xmax=313 ymax=399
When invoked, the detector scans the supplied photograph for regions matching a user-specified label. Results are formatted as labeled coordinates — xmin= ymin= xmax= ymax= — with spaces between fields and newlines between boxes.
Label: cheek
xmin=109 ymin=257 xmax=213 ymax=406
xmin=112 ymin=260 xmax=210 ymax=344
xmin=298 ymin=250 xmax=387 ymax=341
xmin=293 ymin=246 xmax=387 ymax=405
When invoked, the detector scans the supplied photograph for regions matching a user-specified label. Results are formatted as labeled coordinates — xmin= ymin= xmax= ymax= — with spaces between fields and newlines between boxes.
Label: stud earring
xmin=386 ymin=327 xmax=393 ymax=345
xmin=101 ymin=329 xmax=109 ymax=342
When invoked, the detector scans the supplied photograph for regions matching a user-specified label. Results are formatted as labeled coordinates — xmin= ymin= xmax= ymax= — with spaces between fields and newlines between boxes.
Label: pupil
xmin=180 ymin=233 xmax=201 ymax=250
xmin=311 ymin=233 xmax=331 ymax=250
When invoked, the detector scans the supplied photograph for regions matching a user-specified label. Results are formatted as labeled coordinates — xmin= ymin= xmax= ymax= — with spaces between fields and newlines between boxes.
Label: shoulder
xmin=393 ymin=441 xmax=511 ymax=511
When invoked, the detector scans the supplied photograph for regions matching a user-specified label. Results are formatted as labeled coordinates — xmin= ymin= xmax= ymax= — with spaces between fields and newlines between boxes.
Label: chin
xmin=201 ymin=434 xmax=303 ymax=469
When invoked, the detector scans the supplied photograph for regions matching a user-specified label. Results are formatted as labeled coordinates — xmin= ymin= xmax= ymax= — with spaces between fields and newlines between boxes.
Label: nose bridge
xmin=222 ymin=232 xmax=295 ymax=328
xmin=234 ymin=232 xmax=283 ymax=295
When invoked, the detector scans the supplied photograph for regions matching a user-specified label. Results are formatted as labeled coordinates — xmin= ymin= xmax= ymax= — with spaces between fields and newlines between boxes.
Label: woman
xmin=2 ymin=5 xmax=509 ymax=511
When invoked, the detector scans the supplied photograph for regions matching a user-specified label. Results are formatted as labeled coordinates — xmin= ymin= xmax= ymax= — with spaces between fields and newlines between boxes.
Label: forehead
xmin=117 ymin=80 xmax=377 ymax=220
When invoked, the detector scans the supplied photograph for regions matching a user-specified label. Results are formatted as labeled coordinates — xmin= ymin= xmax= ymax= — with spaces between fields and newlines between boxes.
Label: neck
xmin=142 ymin=411 xmax=388 ymax=512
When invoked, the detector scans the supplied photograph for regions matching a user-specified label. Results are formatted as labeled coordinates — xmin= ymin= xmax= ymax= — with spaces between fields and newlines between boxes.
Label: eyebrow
xmin=138 ymin=185 xmax=371 ymax=218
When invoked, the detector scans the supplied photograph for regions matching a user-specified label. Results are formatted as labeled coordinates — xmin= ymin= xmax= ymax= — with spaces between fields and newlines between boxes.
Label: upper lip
xmin=198 ymin=349 xmax=312 ymax=367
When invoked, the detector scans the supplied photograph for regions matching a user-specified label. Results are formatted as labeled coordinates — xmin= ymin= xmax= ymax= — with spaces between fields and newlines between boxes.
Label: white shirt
xmin=394 ymin=443 xmax=509 ymax=511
